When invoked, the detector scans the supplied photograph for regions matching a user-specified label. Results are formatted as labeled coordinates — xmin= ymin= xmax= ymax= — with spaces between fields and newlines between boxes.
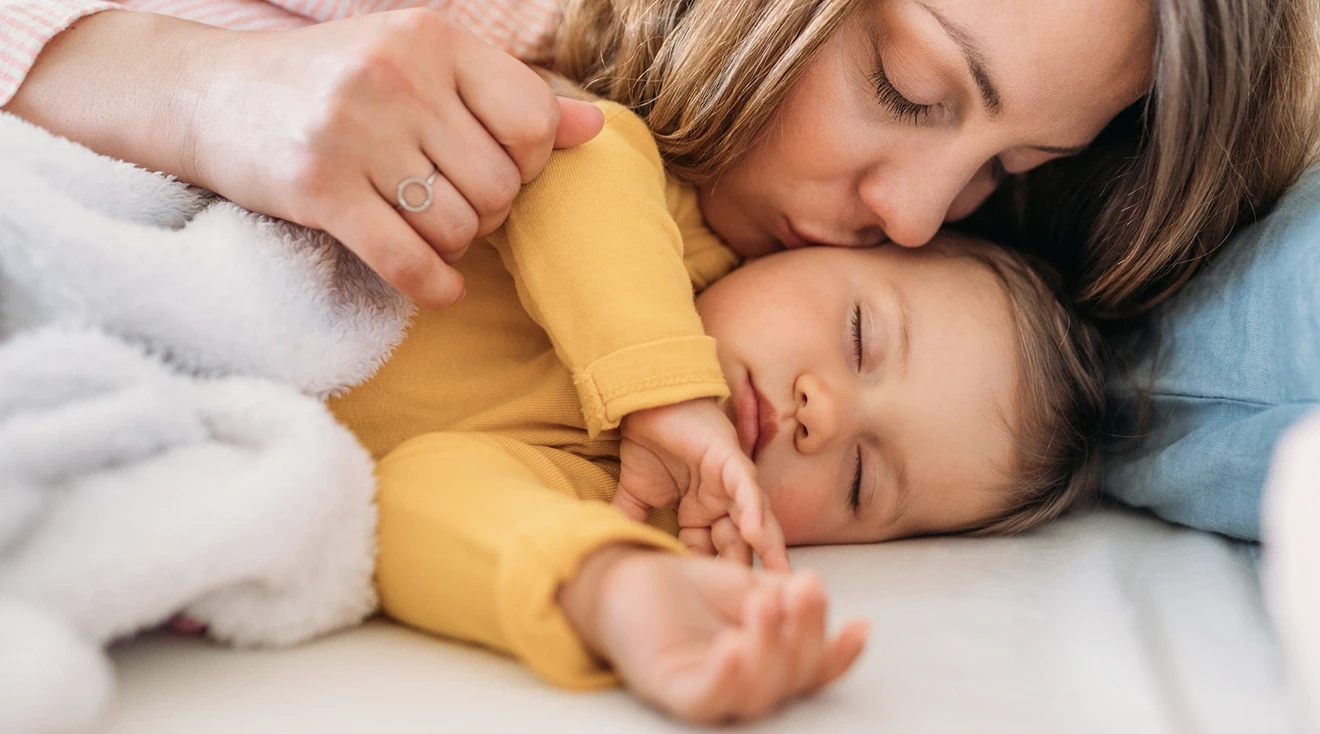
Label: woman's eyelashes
xmin=871 ymin=63 xmax=934 ymax=126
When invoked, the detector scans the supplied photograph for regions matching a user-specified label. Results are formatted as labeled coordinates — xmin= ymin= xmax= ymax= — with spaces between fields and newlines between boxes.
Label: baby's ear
xmin=528 ymin=65 xmax=599 ymax=102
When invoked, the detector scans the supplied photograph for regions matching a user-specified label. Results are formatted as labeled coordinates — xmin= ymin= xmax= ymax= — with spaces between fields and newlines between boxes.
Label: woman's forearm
xmin=4 ymin=9 xmax=222 ymax=184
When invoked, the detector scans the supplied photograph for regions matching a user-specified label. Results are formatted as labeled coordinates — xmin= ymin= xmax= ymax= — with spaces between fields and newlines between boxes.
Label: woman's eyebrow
xmin=917 ymin=3 xmax=1003 ymax=117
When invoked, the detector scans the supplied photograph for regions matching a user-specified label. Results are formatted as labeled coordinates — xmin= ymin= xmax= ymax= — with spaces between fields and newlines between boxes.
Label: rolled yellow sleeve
xmin=572 ymin=335 xmax=728 ymax=433
xmin=374 ymin=432 xmax=685 ymax=689
xmin=488 ymin=103 xmax=729 ymax=436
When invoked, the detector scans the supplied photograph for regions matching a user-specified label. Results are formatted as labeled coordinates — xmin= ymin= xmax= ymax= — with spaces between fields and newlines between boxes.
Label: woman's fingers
xmin=187 ymin=11 xmax=600 ymax=310
xmin=322 ymin=185 xmax=465 ymax=308
xmin=554 ymin=98 xmax=606 ymax=148
xmin=374 ymin=160 xmax=479 ymax=266
xmin=454 ymin=42 xmax=565 ymax=184
xmin=422 ymin=103 xmax=523 ymax=238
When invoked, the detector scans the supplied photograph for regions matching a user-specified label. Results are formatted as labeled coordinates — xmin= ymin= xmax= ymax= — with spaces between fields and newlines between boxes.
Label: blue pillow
xmin=1104 ymin=165 xmax=1320 ymax=540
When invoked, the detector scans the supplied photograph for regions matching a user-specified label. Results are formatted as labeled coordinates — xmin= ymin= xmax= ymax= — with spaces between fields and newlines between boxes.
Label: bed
xmin=102 ymin=506 xmax=1303 ymax=733
xmin=4 ymin=113 xmax=1315 ymax=734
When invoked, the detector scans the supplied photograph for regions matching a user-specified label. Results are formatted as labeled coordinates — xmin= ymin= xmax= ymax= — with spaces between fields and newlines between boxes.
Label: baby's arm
xmin=374 ymin=432 xmax=866 ymax=722
xmin=486 ymin=104 xmax=785 ymax=564
xmin=485 ymin=102 xmax=728 ymax=437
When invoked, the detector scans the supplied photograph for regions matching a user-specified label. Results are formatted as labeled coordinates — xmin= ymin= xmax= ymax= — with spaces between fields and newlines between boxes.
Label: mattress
xmin=103 ymin=507 xmax=1300 ymax=733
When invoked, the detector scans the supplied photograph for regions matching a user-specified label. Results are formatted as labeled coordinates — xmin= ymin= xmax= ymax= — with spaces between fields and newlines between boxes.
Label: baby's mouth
xmin=734 ymin=369 xmax=782 ymax=461
xmin=733 ymin=374 xmax=761 ymax=459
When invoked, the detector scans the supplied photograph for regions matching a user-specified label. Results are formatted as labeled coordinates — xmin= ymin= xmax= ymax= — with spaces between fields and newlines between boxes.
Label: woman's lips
xmin=780 ymin=218 xmax=818 ymax=250
xmin=781 ymin=217 xmax=889 ymax=249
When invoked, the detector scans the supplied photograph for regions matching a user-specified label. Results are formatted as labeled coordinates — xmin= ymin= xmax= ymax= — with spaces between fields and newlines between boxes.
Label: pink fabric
xmin=0 ymin=0 xmax=562 ymax=105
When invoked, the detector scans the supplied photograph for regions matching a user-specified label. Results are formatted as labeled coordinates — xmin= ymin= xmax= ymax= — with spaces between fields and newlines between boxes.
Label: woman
xmin=7 ymin=0 xmax=1316 ymax=315
xmin=3 ymin=0 xmax=1315 ymax=722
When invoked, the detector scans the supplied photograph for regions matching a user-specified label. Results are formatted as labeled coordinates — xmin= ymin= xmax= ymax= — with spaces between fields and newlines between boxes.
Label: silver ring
xmin=396 ymin=169 xmax=440 ymax=213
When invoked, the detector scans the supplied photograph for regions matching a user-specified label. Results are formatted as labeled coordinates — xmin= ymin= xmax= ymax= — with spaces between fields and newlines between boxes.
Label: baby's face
xmin=696 ymin=242 xmax=1020 ymax=545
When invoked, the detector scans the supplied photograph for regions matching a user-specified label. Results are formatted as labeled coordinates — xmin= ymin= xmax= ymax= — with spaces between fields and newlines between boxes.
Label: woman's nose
xmin=792 ymin=373 xmax=838 ymax=454
xmin=946 ymin=159 xmax=1002 ymax=222
xmin=857 ymin=157 xmax=998 ymax=248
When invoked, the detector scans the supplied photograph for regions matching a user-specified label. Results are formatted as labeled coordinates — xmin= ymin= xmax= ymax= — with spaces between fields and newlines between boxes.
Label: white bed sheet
xmin=103 ymin=508 xmax=1299 ymax=733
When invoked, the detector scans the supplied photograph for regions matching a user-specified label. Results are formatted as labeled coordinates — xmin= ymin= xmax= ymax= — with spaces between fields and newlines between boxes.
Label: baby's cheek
xmin=765 ymin=481 xmax=832 ymax=546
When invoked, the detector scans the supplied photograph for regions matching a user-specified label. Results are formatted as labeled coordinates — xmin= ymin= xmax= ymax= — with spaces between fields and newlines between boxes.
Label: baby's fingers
xmin=754 ymin=505 xmax=790 ymax=572
xmin=679 ymin=527 xmax=717 ymax=557
xmin=712 ymin=517 xmax=753 ymax=567
xmin=611 ymin=486 xmax=652 ymax=523
xmin=733 ymin=589 xmax=791 ymax=719
xmin=724 ymin=462 xmax=790 ymax=571
xmin=783 ymin=572 xmax=827 ymax=694
xmin=812 ymin=618 xmax=869 ymax=693
xmin=665 ymin=632 xmax=742 ymax=724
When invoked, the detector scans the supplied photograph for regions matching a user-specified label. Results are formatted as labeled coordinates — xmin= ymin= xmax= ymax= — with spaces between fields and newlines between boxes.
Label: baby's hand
xmin=614 ymin=399 xmax=789 ymax=571
xmin=560 ymin=547 xmax=869 ymax=724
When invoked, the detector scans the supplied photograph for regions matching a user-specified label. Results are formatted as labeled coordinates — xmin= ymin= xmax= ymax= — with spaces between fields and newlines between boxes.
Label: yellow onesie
xmin=329 ymin=102 xmax=740 ymax=689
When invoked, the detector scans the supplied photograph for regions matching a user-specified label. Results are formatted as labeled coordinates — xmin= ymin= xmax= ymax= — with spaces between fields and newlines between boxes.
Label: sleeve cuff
xmin=572 ymin=335 xmax=730 ymax=436
xmin=0 ymin=1 xmax=118 ymax=106
xmin=496 ymin=501 xmax=687 ymax=689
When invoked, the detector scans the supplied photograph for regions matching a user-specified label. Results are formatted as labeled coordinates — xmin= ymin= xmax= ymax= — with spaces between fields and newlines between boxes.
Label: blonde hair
xmin=554 ymin=0 xmax=862 ymax=184
xmin=987 ymin=0 xmax=1320 ymax=317
xmin=555 ymin=0 xmax=1320 ymax=316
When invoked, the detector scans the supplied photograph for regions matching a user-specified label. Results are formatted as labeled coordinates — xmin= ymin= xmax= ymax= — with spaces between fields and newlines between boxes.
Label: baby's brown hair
xmin=936 ymin=234 xmax=1108 ymax=535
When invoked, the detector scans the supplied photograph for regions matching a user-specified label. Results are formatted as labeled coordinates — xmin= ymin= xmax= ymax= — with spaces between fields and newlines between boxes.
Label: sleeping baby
xmin=327 ymin=102 xmax=1106 ymax=723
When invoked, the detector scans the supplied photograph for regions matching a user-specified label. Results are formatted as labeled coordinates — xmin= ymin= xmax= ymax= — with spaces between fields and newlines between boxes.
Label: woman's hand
xmin=190 ymin=9 xmax=603 ymax=308
xmin=9 ymin=9 xmax=603 ymax=309
xmin=560 ymin=546 xmax=868 ymax=724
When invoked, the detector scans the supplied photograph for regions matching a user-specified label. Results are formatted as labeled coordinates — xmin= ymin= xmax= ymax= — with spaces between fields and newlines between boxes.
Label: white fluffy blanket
xmin=0 ymin=112 xmax=413 ymax=732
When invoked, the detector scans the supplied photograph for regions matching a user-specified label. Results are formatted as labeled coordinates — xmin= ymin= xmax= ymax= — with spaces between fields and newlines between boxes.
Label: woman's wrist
xmin=5 ymin=9 xmax=227 ymax=186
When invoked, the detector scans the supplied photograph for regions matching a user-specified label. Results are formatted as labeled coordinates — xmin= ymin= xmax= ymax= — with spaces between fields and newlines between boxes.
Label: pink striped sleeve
xmin=447 ymin=0 xmax=562 ymax=62
xmin=0 ymin=0 xmax=119 ymax=106
xmin=0 ymin=0 xmax=562 ymax=107
xmin=118 ymin=0 xmax=310 ymax=31
xmin=263 ymin=0 xmax=564 ymax=61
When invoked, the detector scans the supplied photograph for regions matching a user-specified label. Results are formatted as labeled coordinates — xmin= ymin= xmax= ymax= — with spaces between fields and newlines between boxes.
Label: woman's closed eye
xmin=871 ymin=63 xmax=934 ymax=126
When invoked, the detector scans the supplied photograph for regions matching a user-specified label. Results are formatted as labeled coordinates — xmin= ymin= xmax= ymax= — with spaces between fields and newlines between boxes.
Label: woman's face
xmin=699 ymin=0 xmax=1155 ymax=256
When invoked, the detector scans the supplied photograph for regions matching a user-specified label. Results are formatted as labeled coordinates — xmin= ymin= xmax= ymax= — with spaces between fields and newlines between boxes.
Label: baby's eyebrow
xmin=887 ymin=448 xmax=912 ymax=526
xmin=893 ymin=284 xmax=912 ymax=377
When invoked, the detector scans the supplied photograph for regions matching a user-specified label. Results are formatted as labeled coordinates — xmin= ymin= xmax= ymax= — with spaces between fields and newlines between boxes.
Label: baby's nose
xmin=792 ymin=374 xmax=838 ymax=453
